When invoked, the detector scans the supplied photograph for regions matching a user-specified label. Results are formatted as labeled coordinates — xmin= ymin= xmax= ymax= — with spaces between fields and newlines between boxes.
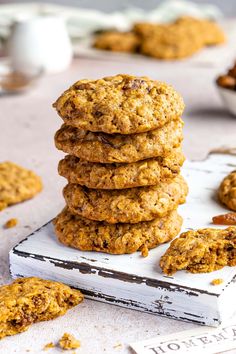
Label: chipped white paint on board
xmin=9 ymin=153 xmax=236 ymax=327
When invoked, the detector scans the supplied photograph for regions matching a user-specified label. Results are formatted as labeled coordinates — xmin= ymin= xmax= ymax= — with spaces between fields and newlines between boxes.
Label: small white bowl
xmin=217 ymin=85 xmax=236 ymax=116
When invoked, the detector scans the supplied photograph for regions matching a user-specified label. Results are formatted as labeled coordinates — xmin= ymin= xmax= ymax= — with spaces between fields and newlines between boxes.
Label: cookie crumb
xmin=0 ymin=201 xmax=7 ymax=211
xmin=59 ymin=333 xmax=80 ymax=350
xmin=113 ymin=343 xmax=122 ymax=349
xmin=211 ymin=278 xmax=223 ymax=285
xmin=141 ymin=245 xmax=149 ymax=257
xmin=4 ymin=218 xmax=18 ymax=229
xmin=43 ymin=342 xmax=55 ymax=350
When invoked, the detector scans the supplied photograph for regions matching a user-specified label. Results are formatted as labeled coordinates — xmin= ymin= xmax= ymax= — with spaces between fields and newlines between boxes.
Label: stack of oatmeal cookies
xmin=53 ymin=74 xmax=188 ymax=256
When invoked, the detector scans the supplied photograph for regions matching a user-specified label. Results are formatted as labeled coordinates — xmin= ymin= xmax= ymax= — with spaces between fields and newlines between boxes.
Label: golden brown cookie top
xmin=0 ymin=277 xmax=83 ymax=339
xmin=53 ymin=74 xmax=184 ymax=134
xmin=133 ymin=22 xmax=163 ymax=36
xmin=0 ymin=161 xmax=42 ymax=207
xmin=218 ymin=171 xmax=236 ymax=211
xmin=135 ymin=20 xmax=203 ymax=59
xmin=175 ymin=16 xmax=226 ymax=45
xmin=0 ymin=277 xmax=83 ymax=306
xmin=160 ymin=227 xmax=236 ymax=275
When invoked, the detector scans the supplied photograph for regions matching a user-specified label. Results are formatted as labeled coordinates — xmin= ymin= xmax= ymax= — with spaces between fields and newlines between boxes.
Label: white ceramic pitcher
xmin=7 ymin=15 xmax=73 ymax=73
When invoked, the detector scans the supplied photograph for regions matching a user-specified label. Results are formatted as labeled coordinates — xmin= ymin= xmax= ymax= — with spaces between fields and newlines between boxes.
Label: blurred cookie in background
xmin=93 ymin=16 xmax=226 ymax=60
xmin=0 ymin=161 xmax=42 ymax=211
xmin=94 ymin=31 xmax=140 ymax=53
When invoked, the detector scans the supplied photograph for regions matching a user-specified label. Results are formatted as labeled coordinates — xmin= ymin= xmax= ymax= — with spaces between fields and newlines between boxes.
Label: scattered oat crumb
xmin=43 ymin=342 xmax=55 ymax=350
xmin=113 ymin=343 xmax=122 ymax=349
xmin=59 ymin=333 xmax=80 ymax=350
xmin=211 ymin=278 xmax=223 ymax=285
xmin=141 ymin=245 xmax=149 ymax=257
xmin=0 ymin=201 xmax=7 ymax=211
xmin=4 ymin=218 xmax=18 ymax=229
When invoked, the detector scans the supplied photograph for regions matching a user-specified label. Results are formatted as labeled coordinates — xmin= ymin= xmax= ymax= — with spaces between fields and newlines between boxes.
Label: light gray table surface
xmin=0 ymin=54 xmax=236 ymax=354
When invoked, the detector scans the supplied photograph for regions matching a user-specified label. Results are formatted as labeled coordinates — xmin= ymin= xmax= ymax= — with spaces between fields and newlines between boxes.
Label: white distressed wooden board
xmin=9 ymin=154 xmax=236 ymax=327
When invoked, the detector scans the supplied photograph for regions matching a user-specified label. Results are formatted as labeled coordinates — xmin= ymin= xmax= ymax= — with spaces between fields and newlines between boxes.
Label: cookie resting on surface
xmin=218 ymin=171 xmax=236 ymax=211
xmin=0 ymin=277 xmax=83 ymax=339
xmin=93 ymin=31 xmax=140 ymax=53
xmin=111 ymin=17 xmax=225 ymax=59
xmin=160 ymin=227 xmax=236 ymax=275
xmin=54 ymin=207 xmax=183 ymax=254
xmin=0 ymin=161 xmax=42 ymax=209
xmin=134 ymin=21 xmax=203 ymax=59
xmin=174 ymin=16 xmax=225 ymax=46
